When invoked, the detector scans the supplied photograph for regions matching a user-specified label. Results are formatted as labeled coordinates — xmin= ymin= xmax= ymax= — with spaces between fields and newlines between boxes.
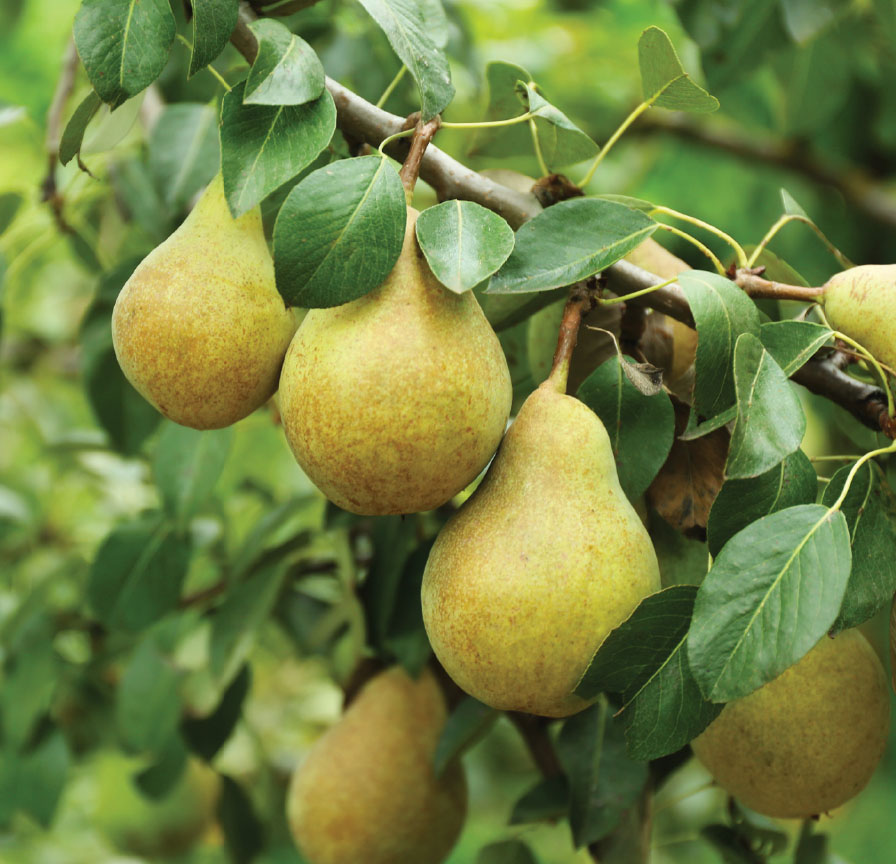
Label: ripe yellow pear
xmin=691 ymin=629 xmax=890 ymax=819
xmin=287 ymin=666 xmax=467 ymax=864
xmin=112 ymin=175 xmax=297 ymax=430
xmin=421 ymin=366 xmax=661 ymax=717
xmin=822 ymin=264 xmax=896 ymax=369
xmin=278 ymin=207 xmax=512 ymax=515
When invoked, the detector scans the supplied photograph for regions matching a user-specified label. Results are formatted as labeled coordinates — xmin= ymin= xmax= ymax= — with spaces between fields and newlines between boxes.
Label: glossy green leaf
xmin=759 ymin=320 xmax=831 ymax=377
xmin=356 ymin=0 xmax=454 ymax=120
xmin=415 ymin=200 xmax=514 ymax=294
xmin=638 ymin=26 xmax=719 ymax=113
xmin=182 ymin=665 xmax=251 ymax=761
xmin=245 ymin=19 xmax=325 ymax=106
xmin=59 ymin=90 xmax=101 ymax=165
xmin=0 ymin=731 xmax=69 ymax=828
xmin=218 ymin=774 xmax=265 ymax=864
xmin=688 ymin=504 xmax=851 ymax=702
xmin=220 ymin=81 xmax=336 ymax=217
xmin=517 ymin=82 xmax=600 ymax=169
xmin=74 ymin=0 xmax=175 ymax=108
xmin=780 ymin=187 xmax=809 ymax=218
xmin=433 ymin=696 xmax=498 ymax=777
xmin=189 ymin=0 xmax=239 ymax=78
xmin=708 ymin=449 xmax=817 ymax=557
xmin=822 ymin=462 xmax=896 ymax=632
xmin=273 ymin=156 xmax=406 ymax=307
xmin=726 ymin=333 xmax=806 ymax=479
xmin=576 ymin=586 xmax=722 ymax=761
xmin=678 ymin=270 xmax=761 ymax=419
xmin=577 ymin=356 xmax=674 ymax=500
xmin=488 ymin=198 xmax=655 ymax=295
xmin=510 ymin=776 xmax=570 ymax=825
xmin=467 ymin=61 xmax=534 ymax=159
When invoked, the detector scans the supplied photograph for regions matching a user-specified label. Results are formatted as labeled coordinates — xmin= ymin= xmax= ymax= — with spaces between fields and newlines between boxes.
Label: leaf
xmin=595 ymin=193 xmax=656 ymax=214
xmin=182 ymin=665 xmax=251 ymax=761
xmin=433 ymin=697 xmax=498 ymax=777
xmin=725 ymin=333 xmax=806 ymax=480
xmin=189 ymin=0 xmax=239 ymax=78
xmin=383 ymin=541 xmax=434 ymax=677
xmin=153 ymin=423 xmax=233 ymax=523
xmin=88 ymin=516 xmax=192 ymax=632
xmin=701 ymin=824 xmax=765 ymax=864
xmin=707 ymin=450 xmax=818 ymax=558
xmin=74 ymin=0 xmax=175 ymax=108
xmin=81 ymin=93 xmax=144 ymax=155
xmin=781 ymin=0 xmax=837 ymax=41
xmin=245 ymin=19 xmax=325 ymax=106
xmin=688 ymin=504 xmax=851 ymax=702
xmin=217 ymin=775 xmax=265 ymax=864
xmin=477 ymin=840 xmax=540 ymax=864
xmin=148 ymin=103 xmax=220 ymax=211
xmin=759 ymin=320 xmax=831 ymax=377
xmin=822 ymin=462 xmax=896 ymax=632
xmin=356 ymin=0 xmax=454 ymax=121
xmin=0 ymin=731 xmax=70 ymax=829
xmin=510 ymin=776 xmax=570 ymax=824
xmin=415 ymin=201 xmax=514 ymax=294
xmin=555 ymin=702 xmax=648 ymax=848
xmin=273 ymin=155 xmax=406 ymax=307
xmin=220 ymin=81 xmax=336 ymax=217
xmin=575 ymin=586 xmax=723 ymax=761
xmin=781 ymin=187 xmax=809 ymax=218
xmin=680 ymin=405 xmax=735 ymax=441
xmin=647 ymin=401 xmax=729 ymax=540
xmin=517 ymin=82 xmax=600 ymax=169
xmin=135 ymin=736 xmax=188 ymax=799
xmin=577 ymin=356 xmax=675 ymax=500
xmin=678 ymin=271 xmax=761 ymax=419
xmin=116 ymin=636 xmax=181 ymax=755
xmin=59 ymin=90 xmax=102 ymax=166
xmin=638 ymin=26 xmax=719 ymax=113
xmin=488 ymin=198 xmax=655 ymax=295
xmin=467 ymin=61 xmax=534 ymax=159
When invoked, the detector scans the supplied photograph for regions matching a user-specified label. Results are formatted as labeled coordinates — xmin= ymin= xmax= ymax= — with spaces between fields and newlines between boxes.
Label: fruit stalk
xmin=734 ymin=269 xmax=826 ymax=303
xmin=548 ymin=287 xmax=593 ymax=392
xmin=399 ymin=115 xmax=443 ymax=196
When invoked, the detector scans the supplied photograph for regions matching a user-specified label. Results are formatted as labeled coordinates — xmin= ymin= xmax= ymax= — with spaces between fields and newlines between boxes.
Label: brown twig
xmin=42 ymin=36 xmax=79 ymax=233
xmin=398 ymin=114 xmax=442 ymax=194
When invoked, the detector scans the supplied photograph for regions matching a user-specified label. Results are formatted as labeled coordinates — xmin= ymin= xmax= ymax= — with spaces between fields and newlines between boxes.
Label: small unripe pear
xmin=822 ymin=264 xmax=896 ymax=370
xmin=112 ymin=175 xmax=297 ymax=430
xmin=287 ymin=666 xmax=467 ymax=864
xmin=691 ymin=629 xmax=890 ymax=818
xmin=278 ymin=207 xmax=512 ymax=515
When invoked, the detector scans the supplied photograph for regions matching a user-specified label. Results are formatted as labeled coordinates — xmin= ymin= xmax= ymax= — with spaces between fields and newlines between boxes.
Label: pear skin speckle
xmin=278 ymin=207 xmax=512 ymax=515
xmin=111 ymin=175 xmax=297 ymax=430
xmin=692 ymin=629 xmax=890 ymax=818
xmin=421 ymin=383 xmax=661 ymax=718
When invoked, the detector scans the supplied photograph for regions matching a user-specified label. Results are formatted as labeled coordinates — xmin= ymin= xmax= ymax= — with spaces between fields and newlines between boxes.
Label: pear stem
xmin=734 ymin=268 xmax=826 ymax=303
xmin=548 ymin=288 xmax=593 ymax=392
xmin=398 ymin=115 xmax=443 ymax=196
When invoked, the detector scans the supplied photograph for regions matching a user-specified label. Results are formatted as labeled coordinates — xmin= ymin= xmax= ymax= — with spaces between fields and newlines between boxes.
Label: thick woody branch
xmin=229 ymin=10 xmax=891 ymax=436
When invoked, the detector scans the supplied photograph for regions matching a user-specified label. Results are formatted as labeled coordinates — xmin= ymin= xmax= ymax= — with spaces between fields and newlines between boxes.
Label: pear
xmin=691 ymin=629 xmax=890 ymax=819
xmin=112 ymin=175 xmax=297 ymax=430
xmin=287 ymin=666 xmax=467 ymax=864
xmin=822 ymin=264 xmax=896 ymax=369
xmin=278 ymin=207 xmax=512 ymax=515
xmin=421 ymin=364 xmax=661 ymax=717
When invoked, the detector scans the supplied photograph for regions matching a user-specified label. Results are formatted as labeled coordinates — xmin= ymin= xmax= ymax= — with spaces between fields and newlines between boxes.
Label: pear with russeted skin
xmin=111 ymin=175 xmax=297 ymax=430
xmin=691 ymin=629 xmax=890 ymax=819
xmin=278 ymin=207 xmax=512 ymax=515
xmin=287 ymin=666 xmax=467 ymax=864
xmin=421 ymin=363 xmax=661 ymax=717
xmin=822 ymin=264 xmax=896 ymax=370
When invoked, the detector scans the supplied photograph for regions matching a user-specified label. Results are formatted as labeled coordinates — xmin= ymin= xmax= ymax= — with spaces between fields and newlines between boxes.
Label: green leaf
xmin=488 ymin=198 xmax=655 ymax=295
xmin=477 ymin=839 xmax=540 ymax=864
xmin=595 ymin=193 xmax=656 ymax=214
xmin=245 ymin=19 xmax=325 ymax=106
xmin=577 ymin=356 xmax=674 ymax=500
xmin=0 ymin=731 xmax=70 ymax=828
xmin=688 ymin=504 xmax=851 ymax=702
xmin=272 ymin=156 xmax=406 ymax=307
xmin=707 ymin=450 xmax=817 ymax=558
xmin=781 ymin=187 xmax=809 ymax=218
xmin=759 ymin=320 xmax=831 ymax=377
xmin=575 ymin=586 xmax=723 ymax=761
xmin=148 ymin=103 xmax=220 ymax=211
xmin=182 ymin=665 xmax=251 ymax=761
xmin=556 ymin=703 xmax=648 ymax=847
xmin=135 ymin=736 xmax=188 ymax=799
xmin=0 ymin=192 xmax=21 ymax=234
xmin=415 ymin=201 xmax=514 ymax=294
xmin=433 ymin=697 xmax=498 ymax=777
xmin=517 ymin=82 xmax=600 ymax=169
xmin=189 ymin=0 xmax=239 ymax=78
xmin=218 ymin=774 xmax=265 ymax=864
xmin=794 ymin=820 xmax=830 ymax=864
xmin=73 ymin=0 xmax=175 ymax=108
xmin=153 ymin=423 xmax=233 ymax=523
xmin=510 ymin=776 xmax=570 ymax=825
xmin=467 ymin=61 xmax=534 ymax=159
xmin=220 ymin=80 xmax=336 ymax=217
xmin=678 ymin=271 xmax=762 ymax=419
xmin=383 ymin=541 xmax=434 ymax=676
xmin=355 ymin=0 xmax=454 ymax=121
xmin=680 ymin=405 xmax=736 ymax=441
xmin=59 ymin=90 xmax=102 ymax=165
xmin=117 ymin=635 xmax=181 ymax=754
xmin=725 ymin=333 xmax=806 ymax=479
xmin=701 ymin=824 xmax=765 ymax=864
xmin=781 ymin=0 xmax=838 ymax=41
xmin=638 ymin=26 xmax=719 ymax=113
xmin=81 ymin=93 xmax=144 ymax=155
xmin=822 ymin=462 xmax=896 ymax=632
xmin=88 ymin=516 xmax=193 ymax=632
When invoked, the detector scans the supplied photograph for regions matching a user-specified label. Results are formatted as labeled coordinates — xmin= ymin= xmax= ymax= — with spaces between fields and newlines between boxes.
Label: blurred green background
xmin=3 ymin=0 xmax=896 ymax=862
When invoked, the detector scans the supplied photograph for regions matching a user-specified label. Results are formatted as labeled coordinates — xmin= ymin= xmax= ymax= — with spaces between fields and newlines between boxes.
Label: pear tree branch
xmin=229 ymin=6 xmax=893 ymax=437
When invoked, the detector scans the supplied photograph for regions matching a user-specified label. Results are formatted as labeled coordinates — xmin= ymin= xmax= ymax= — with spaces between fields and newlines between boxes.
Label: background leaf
xmin=638 ymin=26 xmax=719 ymax=112
xmin=189 ymin=0 xmax=239 ymax=78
